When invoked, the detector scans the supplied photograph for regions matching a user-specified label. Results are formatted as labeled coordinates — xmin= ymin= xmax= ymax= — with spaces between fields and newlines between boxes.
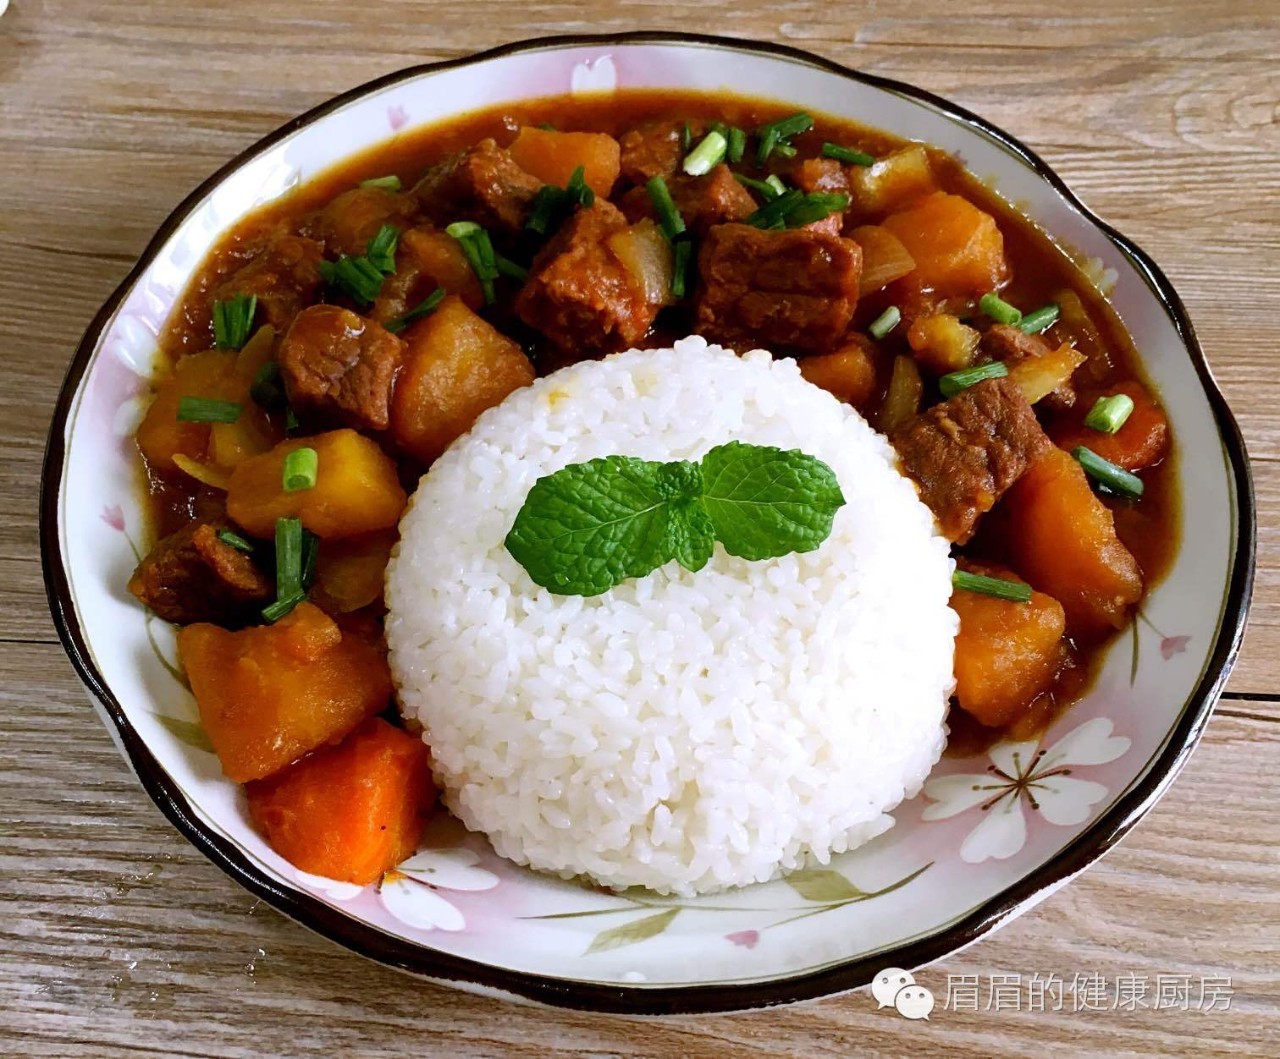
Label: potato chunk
xmin=952 ymin=562 xmax=1068 ymax=728
xmin=1004 ymin=446 xmax=1143 ymax=638
xmin=799 ymin=338 xmax=880 ymax=412
xmin=390 ymin=295 xmax=534 ymax=464
xmin=508 ymin=126 xmax=621 ymax=198
xmin=135 ymin=350 xmax=239 ymax=473
xmin=178 ymin=603 xmax=392 ymax=782
xmin=226 ymin=429 xmax=407 ymax=539
xmin=246 ymin=717 xmax=434 ymax=884
xmin=881 ymin=192 xmax=1008 ymax=297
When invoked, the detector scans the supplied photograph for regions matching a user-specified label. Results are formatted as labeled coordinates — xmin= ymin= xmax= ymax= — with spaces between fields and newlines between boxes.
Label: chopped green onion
xmin=771 ymin=142 xmax=797 ymax=159
xmin=1073 ymin=445 xmax=1144 ymax=498
xmin=212 ymin=293 xmax=258 ymax=351
xmin=681 ymin=122 xmax=693 ymax=152
xmin=682 ymin=130 xmax=727 ymax=176
xmin=868 ymin=306 xmax=901 ymax=340
xmin=262 ymin=591 xmax=305 ymax=623
xmin=365 ymin=224 xmax=400 ymax=274
xmin=537 ymin=121 xmax=557 ymax=131
xmin=671 ymin=240 xmax=693 ymax=299
xmin=821 ymin=142 xmax=875 ymax=166
xmin=765 ymin=174 xmax=787 ymax=197
xmin=216 ymin=529 xmax=254 ymax=553
xmin=385 ymin=287 xmax=447 ymax=334
xmin=282 ymin=446 xmax=319 ymax=492
xmin=446 ymin=221 xmax=482 ymax=239
xmin=938 ymin=361 xmax=1009 ymax=398
xmin=645 ymin=176 xmax=686 ymax=241
xmin=301 ymin=529 xmax=319 ymax=591
xmin=360 ymin=174 xmax=402 ymax=191
xmin=745 ymin=190 xmax=848 ymax=230
xmin=1085 ymin=393 xmax=1136 ymax=435
xmin=952 ymin=569 xmax=1033 ymax=603
xmin=318 ymin=255 xmax=385 ymax=306
xmin=250 ymin=362 xmax=285 ymax=409
xmin=447 ymin=221 xmax=499 ymax=304
xmin=755 ymin=112 xmax=813 ymax=165
xmin=273 ymin=516 xmax=303 ymax=602
xmin=979 ymin=292 xmax=1023 ymax=326
xmin=525 ymin=166 xmax=594 ymax=237
xmin=495 ymin=255 xmax=529 ymax=282
xmin=746 ymin=188 xmax=803 ymax=229
xmin=726 ymin=126 xmax=746 ymax=164
xmin=1018 ymin=303 xmax=1061 ymax=335
xmin=733 ymin=172 xmax=782 ymax=200
xmin=285 ymin=405 xmax=300 ymax=434
xmin=176 ymin=396 xmax=242 ymax=423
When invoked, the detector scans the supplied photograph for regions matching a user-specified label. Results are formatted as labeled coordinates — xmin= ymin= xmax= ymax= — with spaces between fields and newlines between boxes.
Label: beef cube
xmin=694 ymin=224 xmax=863 ymax=352
xmin=128 ymin=521 xmax=272 ymax=626
xmin=215 ymin=233 xmax=324 ymax=333
xmin=618 ymin=164 xmax=756 ymax=235
xmin=412 ymin=138 xmax=543 ymax=235
xmin=891 ymin=376 xmax=1051 ymax=544
xmin=514 ymin=201 xmax=662 ymax=354
xmin=278 ymin=305 xmax=404 ymax=432
xmin=617 ymin=120 xmax=698 ymax=185
xmin=982 ymin=324 xmax=1076 ymax=410
xmin=306 ymin=186 xmax=418 ymax=257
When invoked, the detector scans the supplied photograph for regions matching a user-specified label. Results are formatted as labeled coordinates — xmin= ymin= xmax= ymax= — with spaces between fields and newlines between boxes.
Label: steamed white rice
xmin=385 ymin=336 xmax=956 ymax=895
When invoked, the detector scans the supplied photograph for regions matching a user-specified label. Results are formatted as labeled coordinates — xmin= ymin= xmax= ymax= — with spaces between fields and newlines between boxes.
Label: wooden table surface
xmin=3 ymin=1 xmax=1278 ymax=1055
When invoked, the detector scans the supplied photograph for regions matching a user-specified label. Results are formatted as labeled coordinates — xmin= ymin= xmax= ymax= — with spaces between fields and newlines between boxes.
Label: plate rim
xmin=39 ymin=30 xmax=1256 ymax=1015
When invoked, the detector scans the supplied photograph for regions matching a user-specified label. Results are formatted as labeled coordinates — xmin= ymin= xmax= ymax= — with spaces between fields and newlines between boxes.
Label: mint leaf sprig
xmin=504 ymin=441 xmax=846 ymax=597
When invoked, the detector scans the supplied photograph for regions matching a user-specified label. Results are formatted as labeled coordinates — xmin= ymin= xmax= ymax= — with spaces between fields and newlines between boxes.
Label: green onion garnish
xmin=726 ymin=126 xmax=746 ymax=164
xmin=285 ymin=405 xmax=300 ymax=435
xmin=495 ymin=255 xmax=529 ymax=282
xmin=447 ymin=220 xmax=499 ymax=304
xmin=301 ymin=529 xmax=319 ymax=591
xmin=682 ymin=130 xmax=727 ymax=176
xmin=765 ymin=174 xmax=787 ymax=197
xmin=216 ymin=529 xmax=254 ymax=553
xmin=745 ymin=190 xmax=848 ymax=230
xmin=671 ymin=240 xmax=693 ymax=299
xmin=821 ymin=142 xmax=875 ymax=166
xmin=755 ymin=112 xmax=813 ymax=165
xmin=386 ymin=287 xmax=446 ymax=334
xmin=282 ymin=446 xmax=318 ymax=492
xmin=525 ymin=166 xmax=594 ymax=237
xmin=212 ymin=293 xmax=258 ymax=351
xmin=979 ymin=292 xmax=1023 ymax=326
xmin=537 ymin=121 xmax=556 ymax=131
xmin=1018 ymin=303 xmax=1061 ymax=335
xmin=868 ymin=306 xmax=901 ymax=340
xmin=772 ymin=143 xmax=797 ymax=159
xmin=733 ymin=172 xmax=782 ymax=200
xmin=646 ymin=176 xmax=686 ymax=241
xmin=952 ymin=569 xmax=1033 ymax=603
xmin=250 ymin=362 xmax=285 ymax=409
xmin=1073 ymin=445 xmax=1144 ymax=498
xmin=938 ymin=361 xmax=1009 ymax=398
xmin=318 ymin=255 xmax=386 ymax=306
xmin=365 ymin=224 xmax=400 ymax=274
xmin=176 ymin=396 xmax=242 ymax=423
xmin=262 ymin=591 xmax=305 ymax=623
xmin=360 ymin=175 xmax=402 ymax=191
xmin=746 ymin=188 xmax=803 ymax=229
xmin=273 ymin=515 xmax=303 ymax=602
xmin=1085 ymin=393 xmax=1136 ymax=435
xmin=680 ymin=122 xmax=693 ymax=152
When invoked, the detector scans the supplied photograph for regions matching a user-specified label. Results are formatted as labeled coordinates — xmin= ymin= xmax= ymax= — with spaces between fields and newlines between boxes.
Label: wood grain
xmin=3 ymin=2 xmax=1278 ymax=1055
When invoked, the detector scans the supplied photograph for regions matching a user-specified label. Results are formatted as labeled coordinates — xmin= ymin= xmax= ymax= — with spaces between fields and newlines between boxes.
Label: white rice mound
xmin=386 ymin=336 xmax=957 ymax=896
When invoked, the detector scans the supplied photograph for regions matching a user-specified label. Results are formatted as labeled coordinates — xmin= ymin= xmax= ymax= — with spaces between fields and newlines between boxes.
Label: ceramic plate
xmin=41 ymin=33 xmax=1254 ymax=1013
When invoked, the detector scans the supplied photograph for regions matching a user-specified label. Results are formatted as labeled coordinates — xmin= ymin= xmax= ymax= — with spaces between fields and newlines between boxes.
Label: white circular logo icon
xmin=871 ymin=967 xmax=915 ymax=1009
xmin=894 ymin=984 xmax=936 ymax=1020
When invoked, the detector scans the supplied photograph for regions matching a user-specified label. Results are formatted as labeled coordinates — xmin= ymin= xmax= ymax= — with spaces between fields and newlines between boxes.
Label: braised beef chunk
xmin=279 ymin=305 xmax=404 ymax=432
xmin=618 ymin=164 xmax=757 ymax=235
xmin=412 ymin=138 xmax=543 ymax=234
xmin=306 ymin=187 xmax=417 ymax=258
xmin=981 ymin=324 xmax=1077 ymax=410
xmin=514 ymin=201 xmax=662 ymax=354
xmin=618 ymin=120 xmax=697 ymax=186
xmin=694 ymin=224 xmax=863 ymax=352
xmin=215 ymin=234 xmax=324 ymax=332
xmin=128 ymin=521 xmax=271 ymax=626
xmin=891 ymin=376 xmax=1051 ymax=544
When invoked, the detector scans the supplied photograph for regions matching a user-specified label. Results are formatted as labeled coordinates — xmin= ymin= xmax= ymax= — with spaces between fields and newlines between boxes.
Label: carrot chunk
xmin=1004 ymin=446 xmax=1143 ymax=639
xmin=226 ymin=429 xmax=407 ymax=539
xmin=952 ymin=562 xmax=1069 ymax=727
xmin=509 ymin=127 xmax=621 ymax=198
xmin=1054 ymin=380 xmax=1170 ymax=471
xmin=178 ymin=602 xmax=392 ymax=782
xmin=246 ymin=717 xmax=434 ymax=885
xmin=881 ymin=192 xmax=1008 ymax=297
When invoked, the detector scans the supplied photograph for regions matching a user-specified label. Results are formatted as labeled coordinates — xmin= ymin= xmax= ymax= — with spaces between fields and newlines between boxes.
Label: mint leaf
xmin=699 ymin=441 xmax=845 ymax=560
xmin=505 ymin=456 xmax=703 ymax=596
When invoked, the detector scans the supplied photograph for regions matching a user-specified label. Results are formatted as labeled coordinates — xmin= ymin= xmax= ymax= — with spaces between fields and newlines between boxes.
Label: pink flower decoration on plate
xmin=100 ymin=504 xmax=125 ymax=532
xmin=726 ymin=930 xmax=759 ymax=949
xmin=387 ymin=104 xmax=408 ymax=131
xmin=1161 ymin=635 xmax=1190 ymax=660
